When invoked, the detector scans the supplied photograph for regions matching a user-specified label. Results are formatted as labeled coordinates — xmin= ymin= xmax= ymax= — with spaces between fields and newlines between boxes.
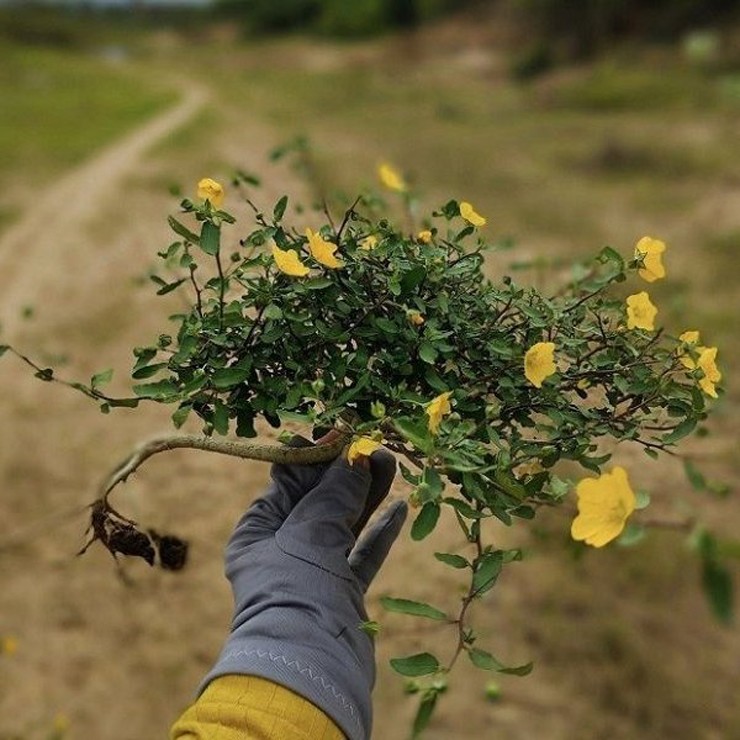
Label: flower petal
xmin=271 ymin=243 xmax=310 ymax=277
xmin=348 ymin=437 xmax=382 ymax=463
xmin=197 ymin=177 xmax=225 ymax=208
xmin=378 ymin=163 xmax=407 ymax=192
xmin=459 ymin=201 xmax=486 ymax=227
xmin=524 ymin=342 xmax=556 ymax=388
xmin=634 ymin=236 xmax=666 ymax=283
xmin=626 ymin=291 xmax=657 ymax=331
xmin=306 ymin=228 xmax=344 ymax=269
xmin=571 ymin=466 xmax=636 ymax=548
xmin=426 ymin=391 xmax=452 ymax=435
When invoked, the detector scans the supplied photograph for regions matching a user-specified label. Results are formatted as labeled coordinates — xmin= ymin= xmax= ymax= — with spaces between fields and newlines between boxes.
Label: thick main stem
xmin=100 ymin=433 xmax=348 ymax=498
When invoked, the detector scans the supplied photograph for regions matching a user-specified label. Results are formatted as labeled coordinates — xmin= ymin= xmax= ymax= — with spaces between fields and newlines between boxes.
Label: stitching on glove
xmin=218 ymin=647 xmax=361 ymax=730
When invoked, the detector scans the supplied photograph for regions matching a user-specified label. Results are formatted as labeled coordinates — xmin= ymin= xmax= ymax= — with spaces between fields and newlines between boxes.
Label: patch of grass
xmin=546 ymin=60 xmax=715 ymax=112
xmin=0 ymin=41 xmax=176 ymax=201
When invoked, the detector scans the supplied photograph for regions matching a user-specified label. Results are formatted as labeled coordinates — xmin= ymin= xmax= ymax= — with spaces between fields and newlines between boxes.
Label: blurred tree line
xmin=216 ymin=0 xmax=740 ymax=47
xmin=517 ymin=0 xmax=740 ymax=59
xmin=215 ymin=0 xmax=466 ymax=36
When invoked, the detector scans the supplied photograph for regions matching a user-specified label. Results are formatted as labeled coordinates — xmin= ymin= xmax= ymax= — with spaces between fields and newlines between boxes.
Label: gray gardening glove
xmin=199 ymin=436 xmax=408 ymax=740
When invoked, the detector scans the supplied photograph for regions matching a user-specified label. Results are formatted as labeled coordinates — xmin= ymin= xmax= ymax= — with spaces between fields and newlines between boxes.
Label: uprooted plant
xmin=2 ymin=165 xmax=732 ymax=733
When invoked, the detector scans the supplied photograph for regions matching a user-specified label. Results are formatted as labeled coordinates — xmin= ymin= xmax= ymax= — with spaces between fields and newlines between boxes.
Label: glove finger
xmin=351 ymin=449 xmax=397 ymax=539
xmin=277 ymin=454 xmax=372 ymax=578
xmin=271 ymin=434 xmax=331 ymax=501
xmin=349 ymin=500 xmax=408 ymax=592
xmin=228 ymin=435 xmax=332 ymax=552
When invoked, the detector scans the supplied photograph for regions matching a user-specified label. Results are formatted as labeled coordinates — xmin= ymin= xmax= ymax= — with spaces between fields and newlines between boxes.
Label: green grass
xmin=0 ymin=41 xmax=176 ymax=207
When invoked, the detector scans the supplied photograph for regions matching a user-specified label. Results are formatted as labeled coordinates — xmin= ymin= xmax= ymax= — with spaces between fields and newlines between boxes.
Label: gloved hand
xmin=199 ymin=434 xmax=408 ymax=740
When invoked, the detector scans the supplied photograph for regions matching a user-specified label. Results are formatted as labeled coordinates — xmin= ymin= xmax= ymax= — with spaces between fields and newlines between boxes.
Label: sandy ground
xmin=1 ymin=44 xmax=739 ymax=740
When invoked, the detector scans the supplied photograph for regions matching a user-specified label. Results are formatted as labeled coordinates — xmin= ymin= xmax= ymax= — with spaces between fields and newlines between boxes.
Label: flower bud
xmin=371 ymin=400 xmax=386 ymax=418
xmin=311 ymin=378 xmax=325 ymax=395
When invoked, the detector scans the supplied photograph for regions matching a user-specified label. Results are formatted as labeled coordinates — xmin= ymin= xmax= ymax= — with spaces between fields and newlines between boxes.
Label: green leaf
xmin=212 ymin=400 xmax=229 ymax=436
xmin=702 ymin=558 xmax=733 ymax=624
xmin=434 ymin=552 xmax=469 ymax=569
xmin=358 ymin=620 xmax=380 ymax=637
xmin=172 ymin=404 xmax=191 ymax=429
xmin=422 ymin=466 xmax=444 ymax=498
xmin=132 ymin=347 xmax=157 ymax=374
xmin=617 ymin=523 xmax=646 ymax=546
xmin=411 ymin=502 xmax=440 ymax=541
xmin=468 ymin=647 xmax=533 ymax=676
xmin=91 ymin=368 xmax=113 ymax=389
xmin=597 ymin=245 xmax=625 ymax=270
xmin=389 ymin=652 xmax=440 ymax=677
xmin=472 ymin=551 xmax=503 ymax=596
xmin=467 ymin=647 xmax=504 ymax=671
xmin=684 ymin=459 xmax=707 ymax=491
xmin=394 ymin=416 xmax=433 ymax=455
xmin=106 ymin=397 xmax=140 ymax=408
xmin=263 ymin=304 xmax=283 ymax=320
xmin=132 ymin=379 xmax=179 ymax=399
xmin=443 ymin=498 xmax=486 ymax=519
xmin=419 ymin=341 xmax=438 ymax=364
xmin=400 ymin=265 xmax=426 ymax=295
xmin=380 ymin=597 xmax=448 ymax=621
xmin=200 ymin=221 xmax=221 ymax=256
xmin=156 ymin=277 xmax=187 ymax=296
xmin=273 ymin=195 xmax=288 ymax=222
xmin=132 ymin=362 xmax=167 ymax=380
xmin=304 ymin=277 xmax=333 ymax=290
xmin=399 ymin=463 xmax=420 ymax=486
xmin=212 ymin=365 xmax=251 ymax=390
xmin=168 ymin=215 xmax=199 ymax=243
xmin=634 ymin=489 xmax=651 ymax=510
xmin=0 ymin=344 xmax=10 ymax=358
xmin=663 ymin=417 xmax=697 ymax=445
xmin=412 ymin=693 xmax=438 ymax=738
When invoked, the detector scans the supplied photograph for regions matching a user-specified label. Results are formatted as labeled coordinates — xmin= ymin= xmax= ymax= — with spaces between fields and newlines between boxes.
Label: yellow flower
xmin=459 ymin=201 xmax=486 ymax=227
xmin=524 ymin=342 xmax=556 ymax=388
xmin=306 ymin=228 xmax=343 ymax=269
xmin=53 ymin=713 xmax=70 ymax=733
xmin=1 ymin=636 xmax=18 ymax=656
xmin=679 ymin=330 xmax=701 ymax=369
xmin=417 ymin=230 xmax=433 ymax=244
xmin=626 ymin=291 xmax=657 ymax=331
xmin=348 ymin=436 xmax=382 ymax=464
xmin=360 ymin=235 xmax=379 ymax=251
xmin=378 ymin=163 xmax=407 ymax=192
xmin=697 ymin=346 xmax=721 ymax=398
xmin=271 ymin=243 xmax=309 ymax=277
xmin=634 ymin=236 xmax=667 ymax=283
xmin=407 ymin=310 xmax=425 ymax=326
xmin=197 ymin=177 xmax=225 ymax=208
xmin=426 ymin=391 xmax=453 ymax=435
xmin=570 ymin=466 xmax=636 ymax=548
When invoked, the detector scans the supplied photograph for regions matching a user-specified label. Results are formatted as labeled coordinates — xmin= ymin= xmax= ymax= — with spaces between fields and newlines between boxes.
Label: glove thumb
xmin=348 ymin=500 xmax=408 ymax=592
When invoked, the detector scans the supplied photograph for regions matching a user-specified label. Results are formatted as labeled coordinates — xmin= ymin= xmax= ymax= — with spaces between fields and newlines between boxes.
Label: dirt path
xmin=0 ymin=82 xmax=208 ymax=338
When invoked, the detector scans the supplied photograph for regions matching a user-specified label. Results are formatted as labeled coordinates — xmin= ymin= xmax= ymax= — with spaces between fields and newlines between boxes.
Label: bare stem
xmin=100 ymin=433 xmax=348 ymax=499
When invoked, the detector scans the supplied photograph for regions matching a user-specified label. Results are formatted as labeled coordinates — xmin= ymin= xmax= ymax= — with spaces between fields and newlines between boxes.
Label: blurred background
xmin=0 ymin=1 xmax=739 ymax=738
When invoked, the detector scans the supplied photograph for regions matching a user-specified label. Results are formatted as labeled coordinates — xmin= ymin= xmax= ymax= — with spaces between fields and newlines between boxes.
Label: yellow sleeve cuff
xmin=170 ymin=674 xmax=346 ymax=740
